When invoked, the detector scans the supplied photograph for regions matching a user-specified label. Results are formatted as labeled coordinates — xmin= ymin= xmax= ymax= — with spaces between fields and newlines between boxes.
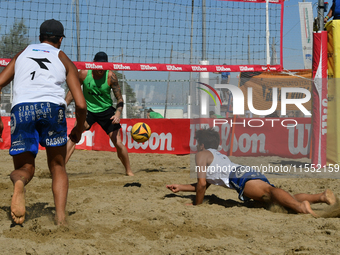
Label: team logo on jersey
xmin=28 ymin=57 xmax=51 ymax=70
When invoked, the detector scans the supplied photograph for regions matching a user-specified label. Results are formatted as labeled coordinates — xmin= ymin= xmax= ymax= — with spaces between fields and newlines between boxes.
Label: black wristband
xmin=116 ymin=102 xmax=124 ymax=108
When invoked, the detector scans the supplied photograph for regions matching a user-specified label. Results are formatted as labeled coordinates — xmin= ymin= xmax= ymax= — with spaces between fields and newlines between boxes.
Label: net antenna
xmin=266 ymin=0 xmax=270 ymax=68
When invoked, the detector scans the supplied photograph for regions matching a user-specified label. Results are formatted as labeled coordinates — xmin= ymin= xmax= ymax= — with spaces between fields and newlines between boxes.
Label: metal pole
xmin=200 ymin=0 xmax=208 ymax=118
xmin=202 ymin=0 xmax=206 ymax=60
xmin=248 ymin=35 xmax=250 ymax=64
xmin=318 ymin=0 xmax=325 ymax=31
xmin=164 ymin=45 xmax=173 ymax=118
xmin=266 ymin=0 xmax=270 ymax=66
xmin=76 ymin=0 xmax=80 ymax=61
xmin=121 ymin=48 xmax=127 ymax=118
xmin=188 ymin=0 xmax=194 ymax=119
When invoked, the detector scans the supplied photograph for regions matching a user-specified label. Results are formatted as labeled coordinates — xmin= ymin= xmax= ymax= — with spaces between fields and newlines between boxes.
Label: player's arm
xmin=109 ymin=71 xmax=123 ymax=124
xmin=194 ymin=151 xmax=212 ymax=205
xmin=325 ymin=4 xmax=334 ymax=22
xmin=59 ymin=51 xmax=87 ymax=143
xmin=0 ymin=51 xmax=21 ymax=142
xmin=166 ymin=183 xmax=198 ymax=193
xmin=65 ymin=70 xmax=85 ymax=106
xmin=0 ymin=117 xmax=3 ymax=143
xmin=65 ymin=90 xmax=74 ymax=106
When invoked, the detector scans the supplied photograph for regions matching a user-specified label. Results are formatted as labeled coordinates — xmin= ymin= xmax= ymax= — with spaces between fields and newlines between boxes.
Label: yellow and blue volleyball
xmin=131 ymin=122 xmax=151 ymax=143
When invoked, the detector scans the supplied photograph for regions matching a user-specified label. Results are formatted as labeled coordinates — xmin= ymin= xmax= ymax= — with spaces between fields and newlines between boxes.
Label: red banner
xmin=0 ymin=58 xmax=282 ymax=73
xmin=0 ymin=117 xmax=311 ymax=158
xmin=190 ymin=118 xmax=311 ymax=158
xmin=73 ymin=119 xmax=190 ymax=154
xmin=0 ymin=117 xmax=191 ymax=155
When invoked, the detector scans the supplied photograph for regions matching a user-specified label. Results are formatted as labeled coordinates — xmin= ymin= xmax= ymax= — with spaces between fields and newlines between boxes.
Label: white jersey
xmin=12 ymin=43 xmax=66 ymax=108
xmin=205 ymin=149 xmax=240 ymax=189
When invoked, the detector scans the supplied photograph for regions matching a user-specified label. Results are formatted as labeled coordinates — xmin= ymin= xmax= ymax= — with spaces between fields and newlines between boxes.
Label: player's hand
xmin=110 ymin=113 xmax=121 ymax=124
xmin=0 ymin=117 xmax=4 ymax=143
xmin=166 ymin=184 xmax=180 ymax=193
xmin=68 ymin=127 xmax=82 ymax=143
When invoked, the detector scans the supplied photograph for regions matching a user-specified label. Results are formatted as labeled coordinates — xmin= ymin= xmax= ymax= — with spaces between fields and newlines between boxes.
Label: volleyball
xmin=131 ymin=122 xmax=151 ymax=143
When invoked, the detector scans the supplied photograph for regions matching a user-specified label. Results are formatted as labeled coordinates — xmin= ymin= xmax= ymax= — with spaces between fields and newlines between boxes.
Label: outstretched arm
xmin=109 ymin=71 xmax=123 ymax=124
xmin=166 ymin=182 xmax=211 ymax=205
xmin=166 ymin=183 xmax=198 ymax=193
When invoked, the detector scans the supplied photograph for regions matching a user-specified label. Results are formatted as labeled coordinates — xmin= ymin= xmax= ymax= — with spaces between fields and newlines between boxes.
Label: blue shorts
xmin=229 ymin=166 xmax=274 ymax=201
xmin=10 ymin=102 xmax=67 ymax=157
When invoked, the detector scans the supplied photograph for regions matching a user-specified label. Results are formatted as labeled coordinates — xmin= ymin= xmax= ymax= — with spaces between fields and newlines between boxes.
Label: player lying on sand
xmin=166 ymin=128 xmax=336 ymax=217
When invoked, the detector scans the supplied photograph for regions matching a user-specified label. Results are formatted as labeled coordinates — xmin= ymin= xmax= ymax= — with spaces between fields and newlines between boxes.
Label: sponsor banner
xmin=311 ymin=31 xmax=328 ymax=167
xmin=0 ymin=117 xmax=311 ymax=158
xmin=73 ymin=119 xmax=190 ymax=154
xmin=239 ymin=71 xmax=312 ymax=113
xmin=0 ymin=117 xmax=191 ymax=154
xmin=0 ymin=59 xmax=11 ymax=66
xmin=0 ymin=60 xmax=282 ymax=72
xmin=191 ymin=118 xmax=311 ymax=158
xmin=299 ymin=2 xmax=313 ymax=69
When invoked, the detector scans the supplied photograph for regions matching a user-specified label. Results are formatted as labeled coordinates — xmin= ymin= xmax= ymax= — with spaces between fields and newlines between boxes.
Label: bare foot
xmin=322 ymin=189 xmax=336 ymax=205
xmin=55 ymin=216 xmax=68 ymax=226
xmin=300 ymin=201 xmax=319 ymax=217
xmin=126 ymin=171 xmax=134 ymax=176
xmin=11 ymin=181 xmax=26 ymax=224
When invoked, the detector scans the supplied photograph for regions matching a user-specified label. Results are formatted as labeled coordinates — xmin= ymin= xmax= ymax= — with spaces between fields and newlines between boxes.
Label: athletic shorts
xmin=229 ymin=166 xmax=274 ymax=201
xmin=86 ymin=106 xmax=121 ymax=134
xmin=10 ymin=102 xmax=67 ymax=157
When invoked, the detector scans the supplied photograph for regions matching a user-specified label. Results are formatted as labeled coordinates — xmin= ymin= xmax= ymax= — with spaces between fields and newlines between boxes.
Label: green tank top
xmin=83 ymin=70 xmax=112 ymax=113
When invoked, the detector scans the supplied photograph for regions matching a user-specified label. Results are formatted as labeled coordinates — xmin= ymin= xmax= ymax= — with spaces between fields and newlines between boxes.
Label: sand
xmin=0 ymin=149 xmax=340 ymax=254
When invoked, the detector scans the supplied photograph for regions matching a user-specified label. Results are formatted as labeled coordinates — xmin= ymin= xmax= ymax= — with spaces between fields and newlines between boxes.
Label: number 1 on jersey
xmin=30 ymin=71 xmax=35 ymax=80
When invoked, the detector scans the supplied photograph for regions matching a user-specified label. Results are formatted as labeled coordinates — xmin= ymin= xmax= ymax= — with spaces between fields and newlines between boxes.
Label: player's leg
xmin=243 ymin=179 xmax=318 ymax=216
xmin=46 ymin=145 xmax=68 ymax=225
xmin=9 ymin=103 xmax=39 ymax=224
xmin=10 ymin=152 xmax=35 ymax=224
xmin=65 ymin=119 xmax=90 ymax=164
xmin=39 ymin=103 xmax=69 ymax=225
xmin=109 ymin=129 xmax=134 ymax=176
xmin=293 ymin=189 xmax=336 ymax=205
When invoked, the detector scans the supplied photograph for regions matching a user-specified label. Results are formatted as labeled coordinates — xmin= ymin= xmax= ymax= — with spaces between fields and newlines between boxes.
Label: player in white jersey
xmin=0 ymin=19 xmax=87 ymax=225
xmin=166 ymin=128 xmax=336 ymax=217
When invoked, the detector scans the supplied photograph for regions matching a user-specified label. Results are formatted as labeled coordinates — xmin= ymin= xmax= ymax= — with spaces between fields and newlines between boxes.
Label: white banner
xmin=299 ymin=2 xmax=313 ymax=69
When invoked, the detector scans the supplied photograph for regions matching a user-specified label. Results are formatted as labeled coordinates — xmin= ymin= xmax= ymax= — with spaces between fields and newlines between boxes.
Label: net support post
xmin=312 ymin=31 xmax=327 ymax=167
xmin=199 ymin=60 xmax=209 ymax=118
xmin=122 ymin=94 xmax=127 ymax=119
xmin=214 ymin=84 xmax=221 ymax=116
xmin=187 ymin=95 xmax=191 ymax=119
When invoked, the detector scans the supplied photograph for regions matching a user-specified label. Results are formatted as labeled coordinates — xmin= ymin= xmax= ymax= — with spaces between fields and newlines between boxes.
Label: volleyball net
xmin=0 ymin=0 xmax=284 ymax=119
xmin=0 ymin=0 xmax=283 ymax=68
